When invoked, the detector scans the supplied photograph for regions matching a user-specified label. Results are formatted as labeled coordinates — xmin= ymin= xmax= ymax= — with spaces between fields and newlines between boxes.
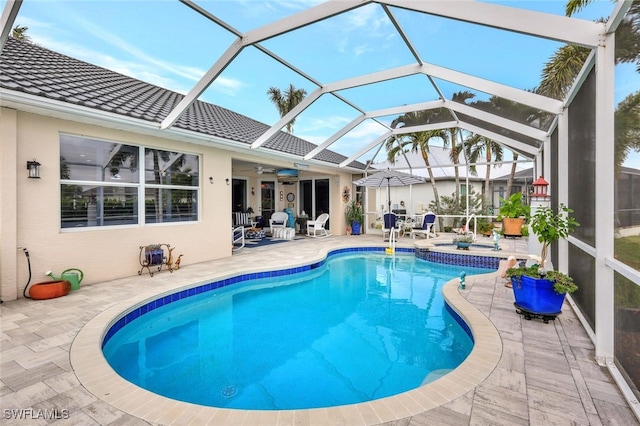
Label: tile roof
xmin=0 ymin=38 xmax=364 ymax=169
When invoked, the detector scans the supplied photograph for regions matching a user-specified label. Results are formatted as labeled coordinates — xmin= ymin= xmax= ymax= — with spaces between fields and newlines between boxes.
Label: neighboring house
xmin=367 ymin=148 xmax=531 ymax=219
xmin=0 ymin=38 xmax=364 ymax=301
xmin=491 ymin=168 xmax=538 ymax=210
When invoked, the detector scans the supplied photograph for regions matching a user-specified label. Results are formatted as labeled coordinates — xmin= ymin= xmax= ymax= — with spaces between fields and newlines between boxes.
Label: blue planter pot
xmin=351 ymin=221 xmax=361 ymax=235
xmin=512 ymin=275 xmax=566 ymax=315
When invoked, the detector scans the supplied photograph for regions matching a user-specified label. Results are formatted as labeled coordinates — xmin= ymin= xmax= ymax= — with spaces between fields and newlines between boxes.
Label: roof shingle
xmin=0 ymin=38 xmax=364 ymax=169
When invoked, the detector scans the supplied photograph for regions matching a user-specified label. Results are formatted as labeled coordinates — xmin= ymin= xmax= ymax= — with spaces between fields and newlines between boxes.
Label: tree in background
xmin=11 ymin=25 xmax=32 ymax=43
xmin=266 ymin=84 xmax=307 ymax=133
xmin=385 ymin=110 xmax=445 ymax=228
xmin=464 ymin=134 xmax=504 ymax=212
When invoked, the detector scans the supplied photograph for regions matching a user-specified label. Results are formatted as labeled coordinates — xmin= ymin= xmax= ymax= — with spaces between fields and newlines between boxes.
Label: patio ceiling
xmin=0 ymin=0 xmax=621 ymax=172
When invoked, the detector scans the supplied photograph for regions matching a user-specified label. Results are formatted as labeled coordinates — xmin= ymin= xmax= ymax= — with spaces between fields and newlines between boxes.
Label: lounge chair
xmin=307 ymin=213 xmax=330 ymax=238
xmin=410 ymin=212 xmax=437 ymax=239
xmin=382 ymin=212 xmax=400 ymax=241
xmin=232 ymin=226 xmax=245 ymax=251
xmin=269 ymin=212 xmax=289 ymax=230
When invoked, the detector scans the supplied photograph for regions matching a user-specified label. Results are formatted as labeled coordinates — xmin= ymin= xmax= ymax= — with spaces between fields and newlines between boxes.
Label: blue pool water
xmin=103 ymin=252 xmax=492 ymax=410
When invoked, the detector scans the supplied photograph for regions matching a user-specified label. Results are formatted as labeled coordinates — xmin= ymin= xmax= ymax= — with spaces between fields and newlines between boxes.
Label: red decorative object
xmin=531 ymin=176 xmax=549 ymax=197
xmin=29 ymin=280 xmax=71 ymax=300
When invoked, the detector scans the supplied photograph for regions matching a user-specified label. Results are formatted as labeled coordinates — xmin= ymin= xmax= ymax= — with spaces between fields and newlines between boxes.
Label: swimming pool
xmin=102 ymin=250 xmax=492 ymax=410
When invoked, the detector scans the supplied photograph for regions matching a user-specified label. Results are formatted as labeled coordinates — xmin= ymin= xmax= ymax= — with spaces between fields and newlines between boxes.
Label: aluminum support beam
xmin=304 ymin=115 xmax=366 ymax=160
xmin=384 ymin=0 xmax=602 ymax=48
xmin=242 ymin=0 xmax=370 ymax=45
xmin=594 ymin=30 xmax=615 ymax=364
xmin=459 ymin=122 xmax=538 ymax=157
xmin=160 ymin=39 xmax=243 ymax=129
xmin=251 ymin=88 xmax=323 ymax=149
xmin=339 ymin=132 xmax=392 ymax=168
xmin=443 ymin=100 xmax=547 ymax=142
xmin=0 ymin=0 xmax=21 ymax=55
xmin=422 ymin=63 xmax=563 ymax=114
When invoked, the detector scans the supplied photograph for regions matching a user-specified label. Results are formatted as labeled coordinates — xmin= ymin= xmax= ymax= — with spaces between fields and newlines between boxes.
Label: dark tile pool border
xmin=102 ymin=246 xmax=468 ymax=348
xmin=416 ymin=248 xmax=502 ymax=269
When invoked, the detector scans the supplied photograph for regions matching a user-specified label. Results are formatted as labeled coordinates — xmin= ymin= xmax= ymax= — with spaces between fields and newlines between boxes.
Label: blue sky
xmin=6 ymin=0 xmax=639 ymax=169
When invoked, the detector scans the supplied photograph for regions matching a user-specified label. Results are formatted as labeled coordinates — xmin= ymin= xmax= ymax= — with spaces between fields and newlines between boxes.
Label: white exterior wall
xmin=364 ymin=179 xmax=483 ymax=219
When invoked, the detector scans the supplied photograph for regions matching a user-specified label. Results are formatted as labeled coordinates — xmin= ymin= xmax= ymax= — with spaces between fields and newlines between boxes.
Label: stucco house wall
xmin=1 ymin=108 xmax=230 ymax=300
xmin=0 ymin=107 xmax=354 ymax=301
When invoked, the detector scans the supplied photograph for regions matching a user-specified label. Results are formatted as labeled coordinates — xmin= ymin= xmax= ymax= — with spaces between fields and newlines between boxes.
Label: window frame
xmin=59 ymin=133 xmax=201 ymax=231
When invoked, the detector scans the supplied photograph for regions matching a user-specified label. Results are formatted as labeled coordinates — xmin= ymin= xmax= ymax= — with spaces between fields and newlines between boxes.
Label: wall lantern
xmin=531 ymin=176 xmax=549 ymax=198
xmin=27 ymin=159 xmax=41 ymax=179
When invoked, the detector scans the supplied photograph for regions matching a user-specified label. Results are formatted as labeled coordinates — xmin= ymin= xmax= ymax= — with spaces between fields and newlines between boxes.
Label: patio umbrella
xmin=353 ymin=169 xmax=426 ymax=212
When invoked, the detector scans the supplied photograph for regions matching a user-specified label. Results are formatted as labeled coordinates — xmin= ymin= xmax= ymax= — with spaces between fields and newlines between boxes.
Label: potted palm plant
xmin=497 ymin=192 xmax=530 ymax=237
xmin=345 ymin=200 xmax=364 ymax=235
xmin=506 ymin=203 xmax=580 ymax=321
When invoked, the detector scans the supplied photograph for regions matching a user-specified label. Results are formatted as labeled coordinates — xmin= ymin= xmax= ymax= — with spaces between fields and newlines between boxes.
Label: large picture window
xmin=60 ymin=134 xmax=199 ymax=229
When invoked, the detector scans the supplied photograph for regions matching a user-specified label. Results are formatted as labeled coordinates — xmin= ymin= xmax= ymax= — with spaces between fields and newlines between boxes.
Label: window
xmin=60 ymin=134 xmax=199 ymax=228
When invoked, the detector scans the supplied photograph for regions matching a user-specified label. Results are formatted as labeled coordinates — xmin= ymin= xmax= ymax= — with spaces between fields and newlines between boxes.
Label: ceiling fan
xmin=255 ymin=166 xmax=276 ymax=175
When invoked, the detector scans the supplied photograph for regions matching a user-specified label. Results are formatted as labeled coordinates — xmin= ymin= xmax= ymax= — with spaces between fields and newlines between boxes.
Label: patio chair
xmin=382 ymin=212 xmax=400 ymax=241
xmin=269 ymin=212 xmax=289 ymax=230
xmin=232 ymin=226 xmax=245 ymax=251
xmin=410 ymin=212 xmax=437 ymax=239
xmin=307 ymin=213 xmax=330 ymax=238
xmin=233 ymin=212 xmax=252 ymax=228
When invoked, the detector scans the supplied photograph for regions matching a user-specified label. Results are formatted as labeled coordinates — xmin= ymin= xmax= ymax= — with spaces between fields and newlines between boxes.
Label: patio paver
xmin=1 ymin=234 xmax=637 ymax=425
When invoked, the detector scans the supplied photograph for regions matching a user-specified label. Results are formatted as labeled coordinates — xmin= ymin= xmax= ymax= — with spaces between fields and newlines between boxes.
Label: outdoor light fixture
xmin=209 ymin=177 xmax=214 ymax=184
xmin=225 ymin=178 xmax=230 ymax=185
xmin=251 ymin=187 xmax=255 ymax=195
xmin=27 ymin=160 xmax=41 ymax=179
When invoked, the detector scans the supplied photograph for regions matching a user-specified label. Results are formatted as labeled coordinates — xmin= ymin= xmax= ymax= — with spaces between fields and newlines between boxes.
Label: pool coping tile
xmin=70 ymin=243 xmax=503 ymax=426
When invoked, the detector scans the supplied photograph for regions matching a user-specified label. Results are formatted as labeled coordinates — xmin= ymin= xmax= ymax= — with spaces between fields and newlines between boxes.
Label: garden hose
xmin=22 ymin=248 xmax=32 ymax=299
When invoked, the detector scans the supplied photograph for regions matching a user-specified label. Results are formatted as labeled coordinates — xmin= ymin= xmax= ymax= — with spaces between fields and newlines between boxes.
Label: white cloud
xmin=299 ymin=115 xmax=351 ymax=133
xmin=29 ymin=14 xmax=245 ymax=97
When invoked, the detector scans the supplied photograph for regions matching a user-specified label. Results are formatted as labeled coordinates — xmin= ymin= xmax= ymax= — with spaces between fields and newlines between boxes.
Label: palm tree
xmin=536 ymin=0 xmax=640 ymax=177
xmin=538 ymin=1 xmax=640 ymax=98
xmin=537 ymin=45 xmax=591 ymax=100
xmin=11 ymin=25 xmax=32 ymax=43
xmin=447 ymin=91 xmax=476 ymax=212
xmin=464 ymin=134 xmax=504 ymax=211
xmin=614 ymin=90 xmax=640 ymax=174
xmin=266 ymin=84 xmax=307 ymax=133
xmin=386 ymin=111 xmax=447 ymax=228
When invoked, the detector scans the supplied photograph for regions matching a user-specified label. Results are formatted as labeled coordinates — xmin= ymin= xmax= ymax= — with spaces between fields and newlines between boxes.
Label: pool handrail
xmin=465 ymin=214 xmax=477 ymax=241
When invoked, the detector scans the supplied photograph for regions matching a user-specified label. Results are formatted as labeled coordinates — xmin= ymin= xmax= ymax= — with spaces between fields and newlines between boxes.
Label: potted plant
xmin=506 ymin=203 xmax=580 ymax=320
xmin=345 ymin=200 xmax=364 ymax=235
xmin=453 ymin=234 xmax=474 ymax=250
xmin=497 ymin=192 xmax=530 ymax=237
xmin=477 ymin=219 xmax=494 ymax=236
